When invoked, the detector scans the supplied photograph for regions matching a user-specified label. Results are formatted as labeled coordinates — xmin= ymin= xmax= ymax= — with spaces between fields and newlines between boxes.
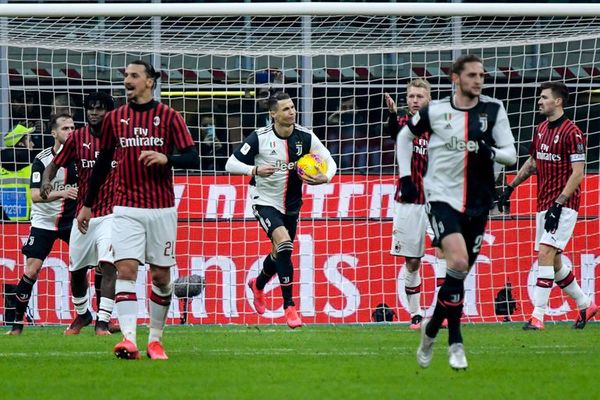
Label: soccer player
xmin=6 ymin=113 xmax=78 ymax=335
xmin=41 ymin=92 xmax=120 ymax=335
xmin=225 ymin=91 xmax=337 ymax=329
xmin=497 ymin=81 xmax=597 ymax=330
xmin=77 ymin=60 xmax=199 ymax=359
xmin=397 ymin=55 xmax=516 ymax=369
xmin=385 ymin=79 xmax=447 ymax=330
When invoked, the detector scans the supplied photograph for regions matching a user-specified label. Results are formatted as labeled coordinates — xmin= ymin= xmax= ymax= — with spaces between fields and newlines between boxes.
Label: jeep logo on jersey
xmin=275 ymin=159 xmax=296 ymax=171
xmin=53 ymin=182 xmax=77 ymax=191
xmin=446 ymin=136 xmax=479 ymax=153
xmin=479 ymin=113 xmax=488 ymax=132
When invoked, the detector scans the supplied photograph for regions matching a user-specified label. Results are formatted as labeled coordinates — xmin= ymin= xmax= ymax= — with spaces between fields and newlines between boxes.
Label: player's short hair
xmin=84 ymin=91 xmax=115 ymax=112
xmin=540 ymin=81 xmax=569 ymax=105
xmin=49 ymin=112 xmax=73 ymax=131
xmin=451 ymin=54 xmax=483 ymax=76
xmin=128 ymin=59 xmax=161 ymax=87
xmin=268 ymin=91 xmax=291 ymax=111
xmin=407 ymin=78 xmax=431 ymax=93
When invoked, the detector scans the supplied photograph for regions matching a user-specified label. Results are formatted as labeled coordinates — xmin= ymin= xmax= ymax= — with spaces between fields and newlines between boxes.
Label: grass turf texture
xmin=1 ymin=323 xmax=598 ymax=399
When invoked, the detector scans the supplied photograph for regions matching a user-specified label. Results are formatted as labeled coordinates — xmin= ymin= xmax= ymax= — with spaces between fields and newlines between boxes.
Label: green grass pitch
xmin=1 ymin=323 xmax=598 ymax=399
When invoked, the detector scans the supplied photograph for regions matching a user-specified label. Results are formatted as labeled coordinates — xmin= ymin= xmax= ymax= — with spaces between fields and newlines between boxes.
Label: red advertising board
xmin=1 ymin=219 xmax=598 ymax=325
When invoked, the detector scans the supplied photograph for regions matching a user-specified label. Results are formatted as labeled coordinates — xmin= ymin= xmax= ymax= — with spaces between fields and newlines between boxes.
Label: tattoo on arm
xmin=556 ymin=194 xmax=568 ymax=205
xmin=511 ymin=157 xmax=537 ymax=188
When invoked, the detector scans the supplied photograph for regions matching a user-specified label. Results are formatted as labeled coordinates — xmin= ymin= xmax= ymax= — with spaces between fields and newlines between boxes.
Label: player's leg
xmin=144 ymin=207 xmax=178 ymax=359
xmin=64 ymin=224 xmax=94 ymax=335
xmin=392 ymin=202 xmax=427 ymax=329
xmin=94 ymin=266 xmax=103 ymax=312
xmin=404 ymin=257 xmax=423 ymax=329
xmin=7 ymin=228 xmax=55 ymax=335
xmin=544 ymin=207 xmax=597 ymax=329
xmin=94 ymin=214 xmax=119 ymax=334
xmin=111 ymin=206 xmax=146 ymax=359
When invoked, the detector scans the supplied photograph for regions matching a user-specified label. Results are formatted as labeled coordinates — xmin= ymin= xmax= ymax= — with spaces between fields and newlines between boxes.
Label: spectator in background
xmin=0 ymin=124 xmax=36 ymax=221
xmin=242 ymin=87 xmax=272 ymax=138
xmin=11 ymin=91 xmax=44 ymax=150
xmin=199 ymin=115 xmax=226 ymax=171
xmin=326 ymin=97 xmax=368 ymax=172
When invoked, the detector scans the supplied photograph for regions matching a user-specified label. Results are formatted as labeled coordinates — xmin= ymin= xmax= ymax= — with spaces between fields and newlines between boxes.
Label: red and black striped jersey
xmin=529 ymin=115 xmax=585 ymax=212
xmin=54 ymin=126 xmax=117 ymax=217
xmin=394 ymin=114 xmax=429 ymax=204
xmin=99 ymin=100 xmax=194 ymax=209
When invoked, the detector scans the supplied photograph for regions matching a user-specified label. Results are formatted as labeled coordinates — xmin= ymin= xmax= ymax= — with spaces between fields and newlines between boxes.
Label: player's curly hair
xmin=84 ymin=91 xmax=115 ymax=112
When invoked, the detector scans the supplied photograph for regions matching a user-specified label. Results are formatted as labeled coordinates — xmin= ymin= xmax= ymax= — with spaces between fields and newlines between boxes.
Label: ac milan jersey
xmin=100 ymin=100 xmax=194 ymax=209
xmin=406 ymin=95 xmax=515 ymax=216
xmin=529 ymin=115 xmax=585 ymax=212
xmin=232 ymin=123 xmax=333 ymax=214
xmin=30 ymin=147 xmax=77 ymax=231
xmin=54 ymin=126 xmax=117 ymax=217
xmin=395 ymin=114 xmax=429 ymax=204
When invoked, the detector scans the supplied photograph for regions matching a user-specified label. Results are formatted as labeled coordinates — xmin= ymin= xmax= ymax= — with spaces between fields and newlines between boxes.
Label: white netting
xmin=0 ymin=8 xmax=598 ymax=327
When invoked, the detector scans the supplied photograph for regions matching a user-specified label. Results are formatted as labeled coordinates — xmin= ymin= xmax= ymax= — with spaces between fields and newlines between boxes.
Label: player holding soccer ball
xmin=225 ymin=91 xmax=336 ymax=328
xmin=497 ymin=81 xmax=597 ymax=331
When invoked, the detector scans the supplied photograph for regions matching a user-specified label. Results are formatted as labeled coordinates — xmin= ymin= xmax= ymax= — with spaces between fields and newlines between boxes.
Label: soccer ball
xmin=296 ymin=153 xmax=327 ymax=177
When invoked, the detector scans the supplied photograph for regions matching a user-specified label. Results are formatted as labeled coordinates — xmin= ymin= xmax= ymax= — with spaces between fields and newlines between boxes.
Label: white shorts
xmin=112 ymin=206 xmax=177 ymax=267
xmin=535 ymin=207 xmax=578 ymax=252
xmin=390 ymin=202 xmax=432 ymax=258
xmin=69 ymin=214 xmax=114 ymax=272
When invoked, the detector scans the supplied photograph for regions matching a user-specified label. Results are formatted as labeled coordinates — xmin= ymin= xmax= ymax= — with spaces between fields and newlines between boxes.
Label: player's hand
xmin=300 ymin=170 xmax=328 ymax=185
xmin=63 ymin=187 xmax=78 ymax=200
xmin=139 ymin=150 xmax=168 ymax=167
xmin=477 ymin=139 xmax=495 ymax=160
xmin=40 ymin=182 xmax=53 ymax=200
xmin=384 ymin=93 xmax=397 ymax=113
xmin=255 ymin=165 xmax=278 ymax=177
xmin=77 ymin=206 xmax=92 ymax=234
xmin=544 ymin=202 xmax=562 ymax=234
xmin=399 ymin=176 xmax=418 ymax=203
xmin=496 ymin=186 xmax=514 ymax=213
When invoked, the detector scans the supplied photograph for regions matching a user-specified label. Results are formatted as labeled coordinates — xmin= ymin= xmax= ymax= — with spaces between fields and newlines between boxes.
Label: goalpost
xmin=0 ymin=3 xmax=598 ymax=326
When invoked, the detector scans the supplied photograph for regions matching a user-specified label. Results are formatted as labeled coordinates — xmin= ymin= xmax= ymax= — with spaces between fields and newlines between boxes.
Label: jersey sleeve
xmin=53 ymin=133 xmax=76 ymax=167
xmin=567 ymin=125 xmax=586 ymax=163
xmin=405 ymin=106 xmax=431 ymax=138
xmin=99 ymin=111 xmax=116 ymax=151
xmin=529 ymin=126 xmax=538 ymax=159
xmin=232 ymin=132 xmax=259 ymax=164
xmin=30 ymin=158 xmax=45 ymax=189
xmin=491 ymin=102 xmax=515 ymax=148
xmin=170 ymin=109 xmax=195 ymax=150
xmin=309 ymin=131 xmax=337 ymax=181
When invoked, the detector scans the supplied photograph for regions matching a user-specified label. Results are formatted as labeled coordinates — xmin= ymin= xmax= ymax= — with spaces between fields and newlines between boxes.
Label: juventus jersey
xmin=406 ymin=95 xmax=515 ymax=216
xmin=233 ymin=124 xmax=333 ymax=214
xmin=30 ymin=147 xmax=77 ymax=231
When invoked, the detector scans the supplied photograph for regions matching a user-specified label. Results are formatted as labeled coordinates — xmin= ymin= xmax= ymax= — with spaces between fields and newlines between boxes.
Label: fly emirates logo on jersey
xmin=119 ymin=127 xmax=165 ymax=148
xmin=536 ymin=143 xmax=561 ymax=162
xmin=81 ymin=151 xmax=118 ymax=169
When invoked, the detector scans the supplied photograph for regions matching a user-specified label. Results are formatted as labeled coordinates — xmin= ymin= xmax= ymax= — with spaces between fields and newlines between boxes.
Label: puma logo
xmin=120 ymin=118 xmax=130 ymax=125
xmin=82 ymin=143 xmax=91 ymax=149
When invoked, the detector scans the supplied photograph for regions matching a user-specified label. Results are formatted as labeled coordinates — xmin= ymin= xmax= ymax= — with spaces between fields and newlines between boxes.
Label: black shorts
xmin=252 ymin=205 xmax=299 ymax=241
xmin=22 ymin=227 xmax=71 ymax=261
xmin=427 ymin=202 xmax=488 ymax=266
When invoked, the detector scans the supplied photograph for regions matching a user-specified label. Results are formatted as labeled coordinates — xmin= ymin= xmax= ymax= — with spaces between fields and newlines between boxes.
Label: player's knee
xmin=405 ymin=258 xmax=421 ymax=272
xmin=449 ymin=258 xmax=469 ymax=273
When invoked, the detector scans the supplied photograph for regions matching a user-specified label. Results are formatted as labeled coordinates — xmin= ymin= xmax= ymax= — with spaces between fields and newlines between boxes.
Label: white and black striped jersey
xmin=405 ymin=95 xmax=515 ymax=216
xmin=30 ymin=147 xmax=77 ymax=231
xmin=232 ymin=124 xmax=335 ymax=214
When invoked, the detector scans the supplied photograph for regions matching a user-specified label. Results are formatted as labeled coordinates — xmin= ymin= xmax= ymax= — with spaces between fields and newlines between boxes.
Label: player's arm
xmin=225 ymin=132 xmax=276 ymax=177
xmin=301 ymin=133 xmax=337 ymax=185
xmin=496 ymin=155 xmax=536 ymax=213
xmin=41 ymin=134 xmax=75 ymax=199
xmin=384 ymin=93 xmax=400 ymax=141
xmin=485 ymin=103 xmax=517 ymax=166
xmin=30 ymin=159 xmax=76 ymax=203
xmin=556 ymin=131 xmax=586 ymax=205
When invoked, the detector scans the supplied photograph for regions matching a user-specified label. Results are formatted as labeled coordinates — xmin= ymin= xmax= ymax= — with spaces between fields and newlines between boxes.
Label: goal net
xmin=0 ymin=4 xmax=598 ymax=326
